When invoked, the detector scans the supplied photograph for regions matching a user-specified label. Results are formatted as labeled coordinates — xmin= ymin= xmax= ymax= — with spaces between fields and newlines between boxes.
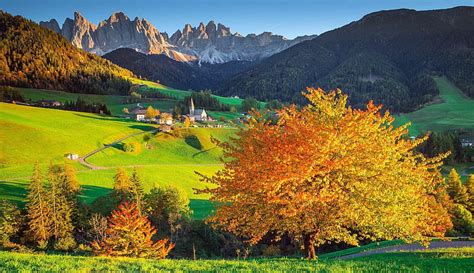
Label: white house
xmin=65 ymin=153 xmax=79 ymax=160
xmin=134 ymin=109 xmax=147 ymax=121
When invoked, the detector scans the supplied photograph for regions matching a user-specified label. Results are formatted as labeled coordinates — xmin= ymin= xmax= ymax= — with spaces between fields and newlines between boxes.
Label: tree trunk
xmin=303 ymin=234 xmax=317 ymax=260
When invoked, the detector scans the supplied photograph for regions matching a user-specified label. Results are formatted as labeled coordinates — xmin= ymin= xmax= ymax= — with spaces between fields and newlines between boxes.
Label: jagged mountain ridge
xmin=40 ymin=11 xmax=316 ymax=63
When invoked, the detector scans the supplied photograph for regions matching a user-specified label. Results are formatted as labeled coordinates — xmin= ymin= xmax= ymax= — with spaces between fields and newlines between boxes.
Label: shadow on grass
xmin=128 ymin=124 xmax=156 ymax=132
xmin=0 ymin=181 xmax=28 ymax=206
xmin=185 ymin=135 xmax=203 ymax=150
xmin=79 ymin=185 xmax=112 ymax=204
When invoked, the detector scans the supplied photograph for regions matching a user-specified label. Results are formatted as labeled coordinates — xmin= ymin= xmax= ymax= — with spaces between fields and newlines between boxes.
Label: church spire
xmin=189 ymin=97 xmax=195 ymax=116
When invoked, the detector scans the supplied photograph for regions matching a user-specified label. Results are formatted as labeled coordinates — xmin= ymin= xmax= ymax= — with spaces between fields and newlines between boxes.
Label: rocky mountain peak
xmin=39 ymin=12 xmax=316 ymax=64
xmin=39 ymin=19 xmax=61 ymax=33
xmin=107 ymin=11 xmax=129 ymax=23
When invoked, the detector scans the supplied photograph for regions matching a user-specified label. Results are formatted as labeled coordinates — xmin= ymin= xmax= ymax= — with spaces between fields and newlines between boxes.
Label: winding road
xmin=337 ymin=240 xmax=474 ymax=259
xmin=78 ymin=129 xmax=157 ymax=170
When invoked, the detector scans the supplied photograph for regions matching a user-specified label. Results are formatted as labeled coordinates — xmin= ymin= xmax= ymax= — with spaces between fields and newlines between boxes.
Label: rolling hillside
xmin=0 ymin=103 xmax=233 ymax=217
xmin=219 ymin=7 xmax=474 ymax=113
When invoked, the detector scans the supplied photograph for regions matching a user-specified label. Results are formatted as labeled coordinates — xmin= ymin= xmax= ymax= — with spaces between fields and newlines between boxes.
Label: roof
xmin=134 ymin=109 xmax=147 ymax=115
xmin=194 ymin=109 xmax=206 ymax=116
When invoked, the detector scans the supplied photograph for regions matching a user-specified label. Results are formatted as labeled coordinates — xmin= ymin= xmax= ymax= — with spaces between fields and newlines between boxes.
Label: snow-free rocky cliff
xmin=40 ymin=11 xmax=316 ymax=64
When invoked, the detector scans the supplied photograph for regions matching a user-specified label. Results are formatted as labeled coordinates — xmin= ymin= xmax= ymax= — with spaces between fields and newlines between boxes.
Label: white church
xmin=188 ymin=98 xmax=208 ymax=122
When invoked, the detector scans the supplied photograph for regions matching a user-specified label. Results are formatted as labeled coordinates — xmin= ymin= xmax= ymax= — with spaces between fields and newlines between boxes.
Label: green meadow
xmin=395 ymin=76 xmax=474 ymax=135
xmin=0 ymin=102 xmax=230 ymax=218
xmin=0 ymin=248 xmax=472 ymax=272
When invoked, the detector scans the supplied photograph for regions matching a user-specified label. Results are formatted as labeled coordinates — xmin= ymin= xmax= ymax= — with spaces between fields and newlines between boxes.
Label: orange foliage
xmin=198 ymin=87 xmax=452 ymax=259
xmin=92 ymin=202 xmax=174 ymax=258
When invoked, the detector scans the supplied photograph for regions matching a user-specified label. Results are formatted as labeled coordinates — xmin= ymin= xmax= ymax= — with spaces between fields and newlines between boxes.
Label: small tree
xmin=26 ymin=163 xmax=51 ymax=248
xmin=447 ymin=169 xmax=469 ymax=205
xmin=130 ymin=169 xmax=145 ymax=214
xmin=183 ymin=116 xmax=191 ymax=128
xmin=145 ymin=106 xmax=158 ymax=120
xmin=466 ymin=175 xmax=474 ymax=213
xmin=122 ymin=108 xmax=129 ymax=114
xmin=143 ymin=186 xmax=191 ymax=242
xmin=0 ymin=201 xmax=22 ymax=246
xmin=113 ymin=168 xmax=132 ymax=200
xmin=92 ymin=202 xmax=174 ymax=258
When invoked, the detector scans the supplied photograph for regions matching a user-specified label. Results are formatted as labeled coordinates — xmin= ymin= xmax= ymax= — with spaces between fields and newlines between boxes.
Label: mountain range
xmin=40 ymin=12 xmax=316 ymax=64
xmin=218 ymin=6 xmax=474 ymax=112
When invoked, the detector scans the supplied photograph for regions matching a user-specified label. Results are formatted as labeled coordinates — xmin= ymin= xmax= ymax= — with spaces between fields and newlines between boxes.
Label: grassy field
xmin=0 ymin=103 xmax=228 ymax=218
xmin=0 ymin=248 xmax=472 ymax=272
xmin=394 ymin=76 xmax=474 ymax=135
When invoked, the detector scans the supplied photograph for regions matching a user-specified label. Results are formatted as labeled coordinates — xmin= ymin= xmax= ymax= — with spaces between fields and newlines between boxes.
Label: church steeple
xmin=189 ymin=97 xmax=195 ymax=116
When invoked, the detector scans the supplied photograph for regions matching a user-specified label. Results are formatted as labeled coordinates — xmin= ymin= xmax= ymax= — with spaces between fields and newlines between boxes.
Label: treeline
xmin=0 ymin=86 xmax=24 ymax=102
xmin=63 ymin=97 xmax=111 ymax=115
xmin=0 ymin=11 xmax=133 ymax=95
xmin=0 ymin=165 xmax=280 ymax=258
xmin=417 ymin=131 xmax=474 ymax=164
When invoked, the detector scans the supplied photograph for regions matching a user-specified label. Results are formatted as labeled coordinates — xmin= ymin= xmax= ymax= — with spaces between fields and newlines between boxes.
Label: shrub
xmin=92 ymin=202 xmax=174 ymax=259
xmin=123 ymin=142 xmax=141 ymax=153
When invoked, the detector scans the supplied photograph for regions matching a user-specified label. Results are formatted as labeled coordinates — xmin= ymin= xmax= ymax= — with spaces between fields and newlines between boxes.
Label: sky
xmin=1 ymin=0 xmax=473 ymax=38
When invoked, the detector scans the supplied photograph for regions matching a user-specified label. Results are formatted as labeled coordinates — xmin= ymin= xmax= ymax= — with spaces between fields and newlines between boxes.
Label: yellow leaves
xmin=200 ymin=87 xmax=450 ymax=254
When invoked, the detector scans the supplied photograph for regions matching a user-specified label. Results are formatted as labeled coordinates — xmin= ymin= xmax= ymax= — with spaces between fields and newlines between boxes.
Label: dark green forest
xmin=219 ymin=7 xmax=474 ymax=112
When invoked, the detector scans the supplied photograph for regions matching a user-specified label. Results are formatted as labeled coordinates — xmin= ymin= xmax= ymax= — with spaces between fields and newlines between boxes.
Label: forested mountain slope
xmin=219 ymin=6 xmax=474 ymax=112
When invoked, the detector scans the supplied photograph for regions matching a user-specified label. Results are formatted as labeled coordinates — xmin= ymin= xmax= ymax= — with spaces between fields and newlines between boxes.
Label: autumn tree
xmin=113 ymin=168 xmax=132 ymax=202
xmin=198 ymin=87 xmax=452 ymax=259
xmin=26 ymin=163 xmax=51 ymax=248
xmin=466 ymin=175 xmax=474 ymax=213
xmin=48 ymin=165 xmax=76 ymax=250
xmin=0 ymin=200 xmax=22 ymax=246
xmin=145 ymin=106 xmax=159 ymax=120
xmin=92 ymin=202 xmax=174 ymax=258
xmin=130 ymin=168 xmax=145 ymax=214
xmin=183 ymin=116 xmax=191 ymax=128
xmin=447 ymin=169 xmax=469 ymax=205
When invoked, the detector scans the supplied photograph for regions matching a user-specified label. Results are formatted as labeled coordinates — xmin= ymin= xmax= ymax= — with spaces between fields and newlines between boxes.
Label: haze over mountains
xmin=40 ymin=11 xmax=316 ymax=64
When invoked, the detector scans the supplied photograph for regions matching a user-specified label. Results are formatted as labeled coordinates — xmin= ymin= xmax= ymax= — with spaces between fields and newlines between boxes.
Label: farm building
xmin=65 ymin=153 xmax=79 ymax=160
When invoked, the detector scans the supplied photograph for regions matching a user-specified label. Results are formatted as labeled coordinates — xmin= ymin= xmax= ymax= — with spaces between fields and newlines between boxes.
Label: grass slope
xmin=0 ymin=248 xmax=472 ymax=272
xmin=0 ymin=103 xmax=228 ymax=218
xmin=394 ymin=76 xmax=474 ymax=135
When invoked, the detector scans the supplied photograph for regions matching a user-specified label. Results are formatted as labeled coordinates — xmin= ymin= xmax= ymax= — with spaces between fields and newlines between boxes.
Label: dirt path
xmin=338 ymin=240 xmax=474 ymax=260
xmin=78 ymin=129 xmax=157 ymax=170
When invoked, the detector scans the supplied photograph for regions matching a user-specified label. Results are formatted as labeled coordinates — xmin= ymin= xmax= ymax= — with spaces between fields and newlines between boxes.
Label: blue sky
xmin=1 ymin=0 xmax=473 ymax=38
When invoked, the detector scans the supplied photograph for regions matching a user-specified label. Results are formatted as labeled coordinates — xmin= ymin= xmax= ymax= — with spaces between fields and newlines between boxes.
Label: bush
xmin=0 ymin=200 xmax=23 ymax=246
xmin=123 ymin=142 xmax=141 ymax=153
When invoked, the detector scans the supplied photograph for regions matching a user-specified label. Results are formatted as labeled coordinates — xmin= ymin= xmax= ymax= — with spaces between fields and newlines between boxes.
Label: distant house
xmin=65 ymin=153 xmax=79 ymax=160
xmin=160 ymin=124 xmax=172 ymax=132
xmin=38 ymin=100 xmax=62 ymax=107
xmin=158 ymin=113 xmax=173 ymax=125
xmin=461 ymin=139 xmax=473 ymax=148
xmin=130 ymin=104 xmax=146 ymax=121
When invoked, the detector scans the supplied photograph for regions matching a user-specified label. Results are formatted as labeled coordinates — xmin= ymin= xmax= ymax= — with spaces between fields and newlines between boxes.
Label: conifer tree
xmin=92 ymin=202 xmax=174 ymax=258
xmin=113 ymin=168 xmax=132 ymax=202
xmin=130 ymin=168 xmax=144 ymax=214
xmin=48 ymin=165 xmax=75 ymax=250
xmin=26 ymin=163 xmax=51 ymax=247
xmin=447 ymin=169 xmax=469 ymax=205
xmin=465 ymin=175 xmax=474 ymax=213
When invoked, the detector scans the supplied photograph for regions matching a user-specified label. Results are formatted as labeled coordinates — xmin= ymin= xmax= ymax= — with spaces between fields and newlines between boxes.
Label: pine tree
xmin=48 ymin=165 xmax=76 ymax=250
xmin=447 ymin=169 xmax=469 ymax=205
xmin=130 ymin=168 xmax=144 ymax=214
xmin=92 ymin=202 xmax=174 ymax=258
xmin=465 ymin=175 xmax=474 ymax=213
xmin=113 ymin=168 xmax=132 ymax=202
xmin=26 ymin=163 xmax=51 ymax=247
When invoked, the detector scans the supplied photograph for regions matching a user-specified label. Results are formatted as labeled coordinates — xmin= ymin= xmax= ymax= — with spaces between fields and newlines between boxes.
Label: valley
xmin=0 ymin=3 xmax=473 ymax=270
